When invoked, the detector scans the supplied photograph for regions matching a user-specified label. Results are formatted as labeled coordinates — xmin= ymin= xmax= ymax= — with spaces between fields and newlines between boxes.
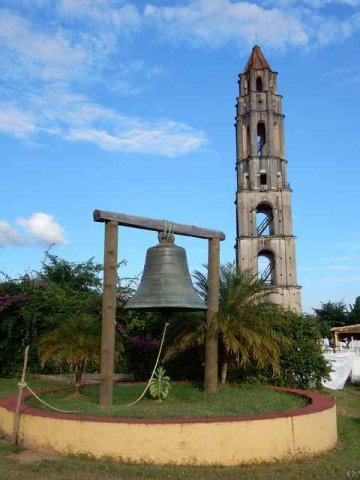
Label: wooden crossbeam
xmin=93 ymin=210 xmax=225 ymax=241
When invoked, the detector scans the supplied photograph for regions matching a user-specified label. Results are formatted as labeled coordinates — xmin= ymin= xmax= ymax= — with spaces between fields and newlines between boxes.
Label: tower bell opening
xmin=256 ymin=204 xmax=274 ymax=236
xmin=258 ymin=251 xmax=275 ymax=285
xmin=256 ymin=76 xmax=263 ymax=92
xmin=257 ymin=122 xmax=266 ymax=156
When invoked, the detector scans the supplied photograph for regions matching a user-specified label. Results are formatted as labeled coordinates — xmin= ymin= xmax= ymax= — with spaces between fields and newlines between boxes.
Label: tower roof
xmin=244 ymin=45 xmax=272 ymax=73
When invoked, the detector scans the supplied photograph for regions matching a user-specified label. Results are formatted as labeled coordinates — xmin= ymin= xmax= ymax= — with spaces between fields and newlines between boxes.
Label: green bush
xmin=226 ymin=313 xmax=331 ymax=390
xmin=274 ymin=313 xmax=331 ymax=389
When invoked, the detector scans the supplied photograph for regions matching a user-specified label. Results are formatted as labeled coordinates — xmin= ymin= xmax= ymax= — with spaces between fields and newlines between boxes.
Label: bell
xmin=125 ymin=231 xmax=207 ymax=311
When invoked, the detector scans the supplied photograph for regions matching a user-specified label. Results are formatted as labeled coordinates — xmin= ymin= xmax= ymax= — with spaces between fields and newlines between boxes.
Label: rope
xmin=126 ymin=321 xmax=169 ymax=407
xmin=18 ymin=382 xmax=78 ymax=414
xmin=164 ymin=220 xmax=174 ymax=235
xmin=17 ymin=321 xmax=168 ymax=412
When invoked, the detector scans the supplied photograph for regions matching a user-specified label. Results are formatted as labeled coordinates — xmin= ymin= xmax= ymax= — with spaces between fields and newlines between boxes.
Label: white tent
xmin=322 ymin=351 xmax=360 ymax=390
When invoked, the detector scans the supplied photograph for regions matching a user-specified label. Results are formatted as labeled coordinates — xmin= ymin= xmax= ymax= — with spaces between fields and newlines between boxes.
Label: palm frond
xmin=164 ymin=262 xmax=289 ymax=381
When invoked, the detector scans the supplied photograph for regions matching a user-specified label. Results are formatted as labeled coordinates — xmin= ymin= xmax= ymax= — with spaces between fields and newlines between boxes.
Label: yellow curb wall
xmin=0 ymin=402 xmax=337 ymax=465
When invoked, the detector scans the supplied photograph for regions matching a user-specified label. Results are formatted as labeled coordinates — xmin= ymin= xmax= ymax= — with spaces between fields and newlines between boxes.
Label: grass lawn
xmin=0 ymin=377 xmax=359 ymax=480
xmin=22 ymin=381 xmax=307 ymax=418
xmin=0 ymin=378 xmax=68 ymax=400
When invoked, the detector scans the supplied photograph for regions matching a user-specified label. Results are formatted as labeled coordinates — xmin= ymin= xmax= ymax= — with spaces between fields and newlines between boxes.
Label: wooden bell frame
xmin=94 ymin=209 xmax=225 ymax=405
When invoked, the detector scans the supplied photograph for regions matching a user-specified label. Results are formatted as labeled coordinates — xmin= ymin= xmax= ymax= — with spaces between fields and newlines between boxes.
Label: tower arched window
xmin=257 ymin=122 xmax=266 ymax=156
xmin=256 ymin=76 xmax=263 ymax=92
xmin=258 ymin=250 xmax=275 ymax=285
xmin=256 ymin=203 xmax=274 ymax=236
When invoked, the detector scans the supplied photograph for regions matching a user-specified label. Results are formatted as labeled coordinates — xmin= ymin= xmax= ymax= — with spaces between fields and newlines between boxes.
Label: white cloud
xmin=324 ymin=67 xmax=360 ymax=76
xmin=0 ymin=103 xmax=36 ymax=138
xmin=0 ymin=221 xmax=24 ymax=247
xmin=17 ymin=213 xmax=68 ymax=245
xmin=0 ymin=214 xmax=67 ymax=247
xmin=0 ymin=84 xmax=207 ymax=156
xmin=324 ymin=275 xmax=360 ymax=284
xmin=0 ymin=9 xmax=89 ymax=81
xmin=262 ymin=0 xmax=360 ymax=7
xmin=2 ymin=0 xmax=54 ymax=7
xmin=323 ymin=265 xmax=360 ymax=271
xmin=1 ymin=0 xmax=359 ymax=156
xmin=311 ymin=12 xmax=360 ymax=46
xmin=145 ymin=0 xmax=308 ymax=50
xmin=58 ymin=0 xmax=141 ymax=30
xmin=323 ymin=66 xmax=360 ymax=87
xmin=144 ymin=0 xmax=360 ymax=50
xmin=293 ymin=0 xmax=360 ymax=6
xmin=0 ymin=5 xmax=203 ymax=157
xmin=323 ymin=255 xmax=360 ymax=262
xmin=300 ymin=264 xmax=360 ymax=272
xmin=67 ymin=120 xmax=206 ymax=156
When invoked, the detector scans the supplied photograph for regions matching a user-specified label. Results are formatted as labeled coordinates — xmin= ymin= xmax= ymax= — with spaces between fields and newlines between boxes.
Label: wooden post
xmin=334 ymin=332 xmax=339 ymax=353
xmin=100 ymin=221 xmax=118 ymax=406
xmin=204 ymin=238 xmax=220 ymax=393
xmin=12 ymin=345 xmax=29 ymax=445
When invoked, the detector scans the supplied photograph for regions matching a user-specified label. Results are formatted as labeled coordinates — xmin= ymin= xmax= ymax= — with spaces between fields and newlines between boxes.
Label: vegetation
xmin=0 ymin=249 xmax=357 ymax=477
xmin=0 ymin=251 xmax=104 ymax=378
xmin=167 ymin=263 xmax=289 ymax=385
xmin=274 ymin=313 xmax=331 ymax=389
xmin=1 ymin=379 xmax=306 ymax=418
xmin=313 ymin=299 xmax=360 ymax=337
xmin=0 ymin=251 xmax=353 ymax=391
xmin=0 ymin=380 xmax=359 ymax=480
xmin=0 ymin=377 xmax=68 ymax=400
xmin=149 ymin=367 xmax=171 ymax=401
xmin=348 ymin=296 xmax=360 ymax=324
xmin=37 ymin=313 xmax=102 ymax=393
xmin=0 ymin=250 xmax=160 ymax=384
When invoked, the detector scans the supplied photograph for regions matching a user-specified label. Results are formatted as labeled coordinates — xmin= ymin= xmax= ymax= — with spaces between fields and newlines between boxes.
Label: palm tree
xmin=37 ymin=313 xmax=101 ymax=393
xmin=165 ymin=262 xmax=288 ymax=385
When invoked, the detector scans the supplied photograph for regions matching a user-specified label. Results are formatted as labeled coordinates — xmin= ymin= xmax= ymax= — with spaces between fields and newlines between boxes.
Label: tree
xmin=275 ymin=313 xmax=331 ymax=389
xmin=0 ymin=279 xmax=36 ymax=377
xmin=165 ymin=263 xmax=288 ymax=385
xmin=37 ymin=313 xmax=102 ymax=393
xmin=348 ymin=296 xmax=360 ymax=324
xmin=313 ymin=300 xmax=349 ymax=337
xmin=39 ymin=251 xmax=103 ymax=292
xmin=0 ymin=251 xmax=104 ymax=377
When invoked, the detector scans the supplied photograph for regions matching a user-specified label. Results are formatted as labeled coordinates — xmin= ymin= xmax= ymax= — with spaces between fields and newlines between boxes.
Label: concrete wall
xmin=267 ymin=286 xmax=302 ymax=313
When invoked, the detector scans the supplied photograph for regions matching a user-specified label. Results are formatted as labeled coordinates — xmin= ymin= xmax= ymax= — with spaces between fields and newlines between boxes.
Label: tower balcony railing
xmin=259 ymin=261 xmax=275 ymax=285
xmin=257 ymin=214 xmax=273 ymax=236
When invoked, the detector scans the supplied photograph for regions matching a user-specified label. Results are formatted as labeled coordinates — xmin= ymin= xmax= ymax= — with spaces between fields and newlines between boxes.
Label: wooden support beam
xmin=204 ymin=238 xmax=220 ymax=393
xmin=93 ymin=210 xmax=225 ymax=241
xmin=99 ymin=221 xmax=118 ymax=406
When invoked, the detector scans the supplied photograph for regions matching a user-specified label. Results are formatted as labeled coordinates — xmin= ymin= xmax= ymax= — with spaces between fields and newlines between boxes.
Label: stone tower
xmin=235 ymin=45 xmax=301 ymax=312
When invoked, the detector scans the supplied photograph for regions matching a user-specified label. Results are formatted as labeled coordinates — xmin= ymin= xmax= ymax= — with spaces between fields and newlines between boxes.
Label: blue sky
xmin=1 ymin=0 xmax=360 ymax=312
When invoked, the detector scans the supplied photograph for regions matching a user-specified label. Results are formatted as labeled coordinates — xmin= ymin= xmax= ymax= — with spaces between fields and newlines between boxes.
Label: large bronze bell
xmin=125 ymin=231 xmax=207 ymax=311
